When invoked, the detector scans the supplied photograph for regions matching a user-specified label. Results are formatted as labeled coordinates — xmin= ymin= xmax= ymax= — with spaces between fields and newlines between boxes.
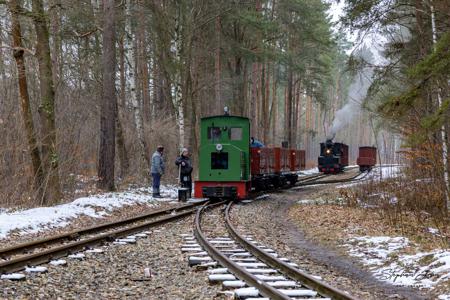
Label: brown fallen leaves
xmin=288 ymin=193 xmax=449 ymax=252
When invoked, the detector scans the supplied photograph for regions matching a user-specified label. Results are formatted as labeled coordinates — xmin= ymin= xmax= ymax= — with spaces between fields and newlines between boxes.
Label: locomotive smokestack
xmin=326 ymin=132 xmax=336 ymax=142
xmin=224 ymin=106 xmax=230 ymax=116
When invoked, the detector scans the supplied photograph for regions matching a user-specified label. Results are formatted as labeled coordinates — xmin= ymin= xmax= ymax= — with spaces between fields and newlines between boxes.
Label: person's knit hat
xmin=181 ymin=148 xmax=188 ymax=155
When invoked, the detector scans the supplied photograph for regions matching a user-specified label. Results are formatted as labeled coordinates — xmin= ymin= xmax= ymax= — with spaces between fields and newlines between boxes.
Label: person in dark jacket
xmin=151 ymin=145 xmax=165 ymax=198
xmin=175 ymin=148 xmax=193 ymax=198
xmin=250 ymin=137 xmax=265 ymax=148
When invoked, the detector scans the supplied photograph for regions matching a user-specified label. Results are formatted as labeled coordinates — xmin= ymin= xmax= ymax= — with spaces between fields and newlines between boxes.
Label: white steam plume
xmin=328 ymin=47 xmax=374 ymax=139
xmin=328 ymin=100 xmax=360 ymax=138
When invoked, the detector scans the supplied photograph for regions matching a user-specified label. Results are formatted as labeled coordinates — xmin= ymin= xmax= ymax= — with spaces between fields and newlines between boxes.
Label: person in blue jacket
xmin=151 ymin=145 xmax=165 ymax=198
xmin=250 ymin=137 xmax=264 ymax=148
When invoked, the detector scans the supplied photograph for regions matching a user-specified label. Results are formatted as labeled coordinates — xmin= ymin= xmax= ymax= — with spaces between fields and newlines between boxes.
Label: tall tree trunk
xmin=286 ymin=67 xmax=293 ymax=147
xmin=119 ymin=34 xmax=126 ymax=109
xmin=137 ymin=1 xmax=151 ymax=124
xmin=0 ymin=13 xmax=8 ymax=83
xmin=173 ymin=6 xmax=185 ymax=149
xmin=98 ymin=0 xmax=117 ymax=190
xmin=49 ymin=0 xmax=62 ymax=85
xmin=126 ymin=0 xmax=148 ymax=166
xmin=305 ymin=94 xmax=312 ymax=163
xmin=292 ymin=80 xmax=300 ymax=147
xmin=215 ymin=15 xmax=222 ymax=112
xmin=261 ymin=62 xmax=268 ymax=143
xmin=270 ymin=65 xmax=277 ymax=144
xmin=117 ymin=33 xmax=129 ymax=178
xmin=116 ymin=101 xmax=129 ymax=179
xmin=430 ymin=1 xmax=450 ymax=209
xmin=9 ymin=0 xmax=44 ymax=199
xmin=250 ymin=62 xmax=258 ymax=137
xmin=32 ymin=0 xmax=61 ymax=204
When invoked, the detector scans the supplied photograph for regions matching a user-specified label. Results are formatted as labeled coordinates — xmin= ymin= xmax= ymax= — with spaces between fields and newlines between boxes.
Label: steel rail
xmin=0 ymin=200 xmax=207 ymax=259
xmin=298 ymin=171 xmax=364 ymax=187
xmin=297 ymin=173 xmax=328 ymax=183
xmin=194 ymin=203 xmax=291 ymax=300
xmin=0 ymin=205 xmax=200 ymax=274
xmin=225 ymin=201 xmax=359 ymax=300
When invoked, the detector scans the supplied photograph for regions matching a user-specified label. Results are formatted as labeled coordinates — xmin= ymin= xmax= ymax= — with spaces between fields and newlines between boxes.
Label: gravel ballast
xmin=230 ymin=188 xmax=429 ymax=300
xmin=0 ymin=216 xmax=223 ymax=299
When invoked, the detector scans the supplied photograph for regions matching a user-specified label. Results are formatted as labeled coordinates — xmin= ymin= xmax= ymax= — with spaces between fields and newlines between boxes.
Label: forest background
xmin=0 ymin=0 xmax=447 ymax=216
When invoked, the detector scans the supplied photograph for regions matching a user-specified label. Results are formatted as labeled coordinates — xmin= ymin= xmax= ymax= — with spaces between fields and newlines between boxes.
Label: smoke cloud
xmin=328 ymin=100 xmax=360 ymax=138
xmin=328 ymin=47 xmax=374 ymax=139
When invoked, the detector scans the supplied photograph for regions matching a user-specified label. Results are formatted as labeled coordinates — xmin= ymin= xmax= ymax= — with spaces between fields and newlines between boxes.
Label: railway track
xmin=0 ymin=167 xmax=372 ymax=279
xmin=191 ymin=202 xmax=356 ymax=299
xmin=296 ymin=173 xmax=329 ymax=184
xmin=0 ymin=200 xmax=208 ymax=274
xmin=296 ymin=168 xmax=371 ymax=188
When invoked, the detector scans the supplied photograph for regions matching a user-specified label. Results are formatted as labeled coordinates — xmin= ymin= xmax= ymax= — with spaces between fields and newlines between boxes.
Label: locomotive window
xmin=229 ymin=127 xmax=242 ymax=140
xmin=208 ymin=127 xmax=221 ymax=140
xmin=211 ymin=152 xmax=228 ymax=169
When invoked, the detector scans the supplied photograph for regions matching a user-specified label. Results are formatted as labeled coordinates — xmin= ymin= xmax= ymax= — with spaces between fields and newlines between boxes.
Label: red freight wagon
xmin=281 ymin=148 xmax=290 ymax=172
xmin=273 ymin=147 xmax=290 ymax=173
xmin=297 ymin=150 xmax=306 ymax=170
xmin=290 ymin=149 xmax=306 ymax=171
xmin=259 ymin=147 xmax=274 ymax=175
xmin=357 ymin=146 xmax=377 ymax=172
xmin=273 ymin=147 xmax=281 ymax=173
xmin=251 ymin=146 xmax=300 ymax=189
xmin=250 ymin=147 xmax=275 ymax=175
xmin=250 ymin=147 xmax=261 ymax=175
xmin=289 ymin=149 xmax=297 ymax=171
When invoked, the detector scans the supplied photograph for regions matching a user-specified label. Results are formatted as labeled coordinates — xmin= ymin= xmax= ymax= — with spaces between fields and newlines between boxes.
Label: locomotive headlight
xmin=216 ymin=143 xmax=223 ymax=151
xmin=326 ymin=149 xmax=331 ymax=154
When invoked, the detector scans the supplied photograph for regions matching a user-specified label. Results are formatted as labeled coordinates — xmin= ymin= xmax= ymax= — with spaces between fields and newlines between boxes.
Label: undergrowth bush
xmin=341 ymin=160 xmax=449 ymax=246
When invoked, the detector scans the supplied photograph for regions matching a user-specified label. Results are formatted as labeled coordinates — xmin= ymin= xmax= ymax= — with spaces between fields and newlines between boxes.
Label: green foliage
xmin=377 ymin=31 xmax=450 ymax=145
xmin=408 ymin=32 xmax=450 ymax=80
xmin=421 ymin=98 xmax=450 ymax=131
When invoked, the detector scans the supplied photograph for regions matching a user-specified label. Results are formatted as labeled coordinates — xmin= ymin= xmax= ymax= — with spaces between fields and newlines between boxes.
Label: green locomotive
xmin=194 ymin=113 xmax=251 ymax=199
xmin=194 ymin=109 xmax=306 ymax=199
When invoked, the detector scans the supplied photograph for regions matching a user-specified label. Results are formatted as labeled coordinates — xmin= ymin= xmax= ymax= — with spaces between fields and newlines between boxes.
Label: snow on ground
xmin=337 ymin=164 xmax=404 ymax=188
xmin=298 ymin=167 xmax=320 ymax=176
xmin=371 ymin=164 xmax=403 ymax=180
xmin=297 ymin=197 xmax=345 ymax=205
xmin=343 ymin=235 xmax=450 ymax=292
xmin=0 ymin=185 xmax=179 ymax=239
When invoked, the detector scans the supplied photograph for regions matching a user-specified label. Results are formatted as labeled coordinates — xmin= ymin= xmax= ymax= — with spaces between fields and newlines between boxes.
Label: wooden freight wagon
xmin=357 ymin=146 xmax=377 ymax=172
xmin=290 ymin=149 xmax=306 ymax=171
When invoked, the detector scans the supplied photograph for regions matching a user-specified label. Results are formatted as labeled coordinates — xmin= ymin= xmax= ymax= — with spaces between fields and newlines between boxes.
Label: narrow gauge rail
xmin=296 ymin=173 xmax=329 ymax=184
xmin=294 ymin=165 xmax=363 ymax=187
xmin=225 ymin=202 xmax=357 ymax=300
xmin=297 ymin=169 xmax=367 ymax=187
xmin=0 ymin=200 xmax=208 ymax=274
xmin=194 ymin=202 xmax=357 ymax=300
xmin=0 ymin=166 xmax=373 ymax=276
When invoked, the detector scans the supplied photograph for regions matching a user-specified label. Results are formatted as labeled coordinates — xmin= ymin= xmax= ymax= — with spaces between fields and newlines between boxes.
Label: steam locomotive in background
xmin=318 ymin=138 xmax=377 ymax=174
xmin=318 ymin=139 xmax=349 ymax=174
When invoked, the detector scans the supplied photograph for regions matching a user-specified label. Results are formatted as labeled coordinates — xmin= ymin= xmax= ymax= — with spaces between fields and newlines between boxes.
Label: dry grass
xmin=290 ymin=202 xmax=448 ymax=251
